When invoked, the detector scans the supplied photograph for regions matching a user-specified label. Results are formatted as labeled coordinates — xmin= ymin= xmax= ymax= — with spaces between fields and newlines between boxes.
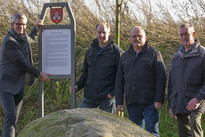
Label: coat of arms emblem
xmin=50 ymin=8 xmax=63 ymax=24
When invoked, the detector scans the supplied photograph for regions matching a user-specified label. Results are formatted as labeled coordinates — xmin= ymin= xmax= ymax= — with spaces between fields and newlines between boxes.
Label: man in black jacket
xmin=72 ymin=22 xmax=122 ymax=113
xmin=115 ymin=26 xmax=166 ymax=137
xmin=0 ymin=13 xmax=49 ymax=137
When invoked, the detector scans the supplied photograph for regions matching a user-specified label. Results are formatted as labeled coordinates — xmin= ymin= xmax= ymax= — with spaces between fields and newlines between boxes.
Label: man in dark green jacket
xmin=0 ymin=13 xmax=49 ymax=137
xmin=168 ymin=24 xmax=205 ymax=137
xmin=115 ymin=26 xmax=166 ymax=137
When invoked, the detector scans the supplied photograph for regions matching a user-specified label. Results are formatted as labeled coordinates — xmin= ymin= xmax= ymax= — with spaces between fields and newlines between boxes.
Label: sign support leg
xmin=39 ymin=81 xmax=44 ymax=118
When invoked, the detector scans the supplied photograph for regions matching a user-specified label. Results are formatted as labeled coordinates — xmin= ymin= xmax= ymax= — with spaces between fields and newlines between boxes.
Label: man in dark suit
xmin=0 ymin=13 xmax=49 ymax=137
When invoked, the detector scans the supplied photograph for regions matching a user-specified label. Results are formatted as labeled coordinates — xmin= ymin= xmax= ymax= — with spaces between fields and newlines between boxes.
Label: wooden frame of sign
xmin=38 ymin=2 xmax=76 ymax=117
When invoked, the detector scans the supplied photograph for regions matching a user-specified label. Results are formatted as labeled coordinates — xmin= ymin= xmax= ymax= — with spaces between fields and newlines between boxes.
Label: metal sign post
xmin=38 ymin=2 xmax=76 ymax=118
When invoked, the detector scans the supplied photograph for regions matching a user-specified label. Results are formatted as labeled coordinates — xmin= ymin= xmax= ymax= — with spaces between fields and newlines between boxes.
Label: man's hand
xmin=169 ymin=108 xmax=176 ymax=119
xmin=69 ymin=85 xmax=78 ymax=94
xmin=107 ymin=93 xmax=113 ymax=99
xmin=117 ymin=105 xmax=124 ymax=111
xmin=154 ymin=102 xmax=162 ymax=109
xmin=35 ymin=19 xmax=43 ymax=35
xmin=187 ymin=98 xmax=200 ymax=111
xmin=39 ymin=72 xmax=50 ymax=82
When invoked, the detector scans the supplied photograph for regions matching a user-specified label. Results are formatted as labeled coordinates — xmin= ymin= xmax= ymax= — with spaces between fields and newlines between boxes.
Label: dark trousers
xmin=127 ymin=103 xmax=160 ymax=137
xmin=0 ymin=88 xmax=24 ymax=137
xmin=79 ymin=97 xmax=116 ymax=113
xmin=176 ymin=111 xmax=203 ymax=137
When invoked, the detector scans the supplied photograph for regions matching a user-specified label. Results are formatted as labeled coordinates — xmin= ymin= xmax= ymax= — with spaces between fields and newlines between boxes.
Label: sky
xmin=83 ymin=0 xmax=205 ymax=22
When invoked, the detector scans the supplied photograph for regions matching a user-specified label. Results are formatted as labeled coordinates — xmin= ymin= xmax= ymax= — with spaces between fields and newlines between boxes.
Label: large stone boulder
xmin=18 ymin=108 xmax=154 ymax=137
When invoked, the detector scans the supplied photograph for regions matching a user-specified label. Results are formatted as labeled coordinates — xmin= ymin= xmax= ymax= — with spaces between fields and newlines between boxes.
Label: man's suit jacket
xmin=0 ymin=28 xmax=40 ymax=95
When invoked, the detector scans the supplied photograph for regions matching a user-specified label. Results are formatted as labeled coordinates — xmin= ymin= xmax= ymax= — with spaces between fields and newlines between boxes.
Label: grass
xmin=159 ymin=103 xmax=178 ymax=137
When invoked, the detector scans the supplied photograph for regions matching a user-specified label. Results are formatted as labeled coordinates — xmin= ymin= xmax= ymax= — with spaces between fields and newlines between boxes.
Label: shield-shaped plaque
xmin=50 ymin=8 xmax=63 ymax=24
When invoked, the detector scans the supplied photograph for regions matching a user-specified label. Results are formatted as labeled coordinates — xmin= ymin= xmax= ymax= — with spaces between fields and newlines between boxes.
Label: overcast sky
xmin=83 ymin=0 xmax=205 ymax=22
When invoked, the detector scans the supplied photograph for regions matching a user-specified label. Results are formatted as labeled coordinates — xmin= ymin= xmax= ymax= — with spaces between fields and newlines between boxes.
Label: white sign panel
xmin=42 ymin=29 xmax=71 ymax=75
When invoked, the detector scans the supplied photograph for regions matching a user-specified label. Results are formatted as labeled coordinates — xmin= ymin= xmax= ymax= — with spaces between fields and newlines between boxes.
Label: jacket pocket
xmin=169 ymin=92 xmax=177 ymax=99
xmin=3 ymin=66 xmax=19 ymax=79
xmin=122 ymin=60 xmax=131 ymax=73
xmin=125 ymin=85 xmax=131 ymax=103
xmin=184 ymin=92 xmax=196 ymax=107
xmin=169 ymin=92 xmax=177 ymax=111
xmin=141 ymin=59 xmax=153 ymax=72
xmin=184 ymin=92 xmax=196 ymax=98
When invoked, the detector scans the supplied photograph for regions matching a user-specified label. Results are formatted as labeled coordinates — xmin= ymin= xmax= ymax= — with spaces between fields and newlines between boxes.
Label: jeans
xmin=0 ymin=88 xmax=24 ymax=137
xmin=176 ymin=111 xmax=203 ymax=137
xmin=79 ymin=96 xmax=116 ymax=113
xmin=127 ymin=103 xmax=160 ymax=137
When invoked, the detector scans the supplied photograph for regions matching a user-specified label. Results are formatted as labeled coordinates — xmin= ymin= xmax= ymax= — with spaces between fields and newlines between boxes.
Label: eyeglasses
xmin=14 ymin=23 xmax=27 ymax=27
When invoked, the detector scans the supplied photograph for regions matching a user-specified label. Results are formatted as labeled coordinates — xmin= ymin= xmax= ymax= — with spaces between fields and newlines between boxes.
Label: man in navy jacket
xmin=71 ymin=22 xmax=122 ymax=113
xmin=115 ymin=26 xmax=166 ymax=137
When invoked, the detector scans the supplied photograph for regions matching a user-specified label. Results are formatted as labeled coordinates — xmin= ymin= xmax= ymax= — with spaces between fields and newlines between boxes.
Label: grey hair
xmin=130 ymin=26 xmax=146 ymax=36
xmin=11 ymin=13 xmax=27 ymax=23
xmin=179 ymin=24 xmax=195 ymax=34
